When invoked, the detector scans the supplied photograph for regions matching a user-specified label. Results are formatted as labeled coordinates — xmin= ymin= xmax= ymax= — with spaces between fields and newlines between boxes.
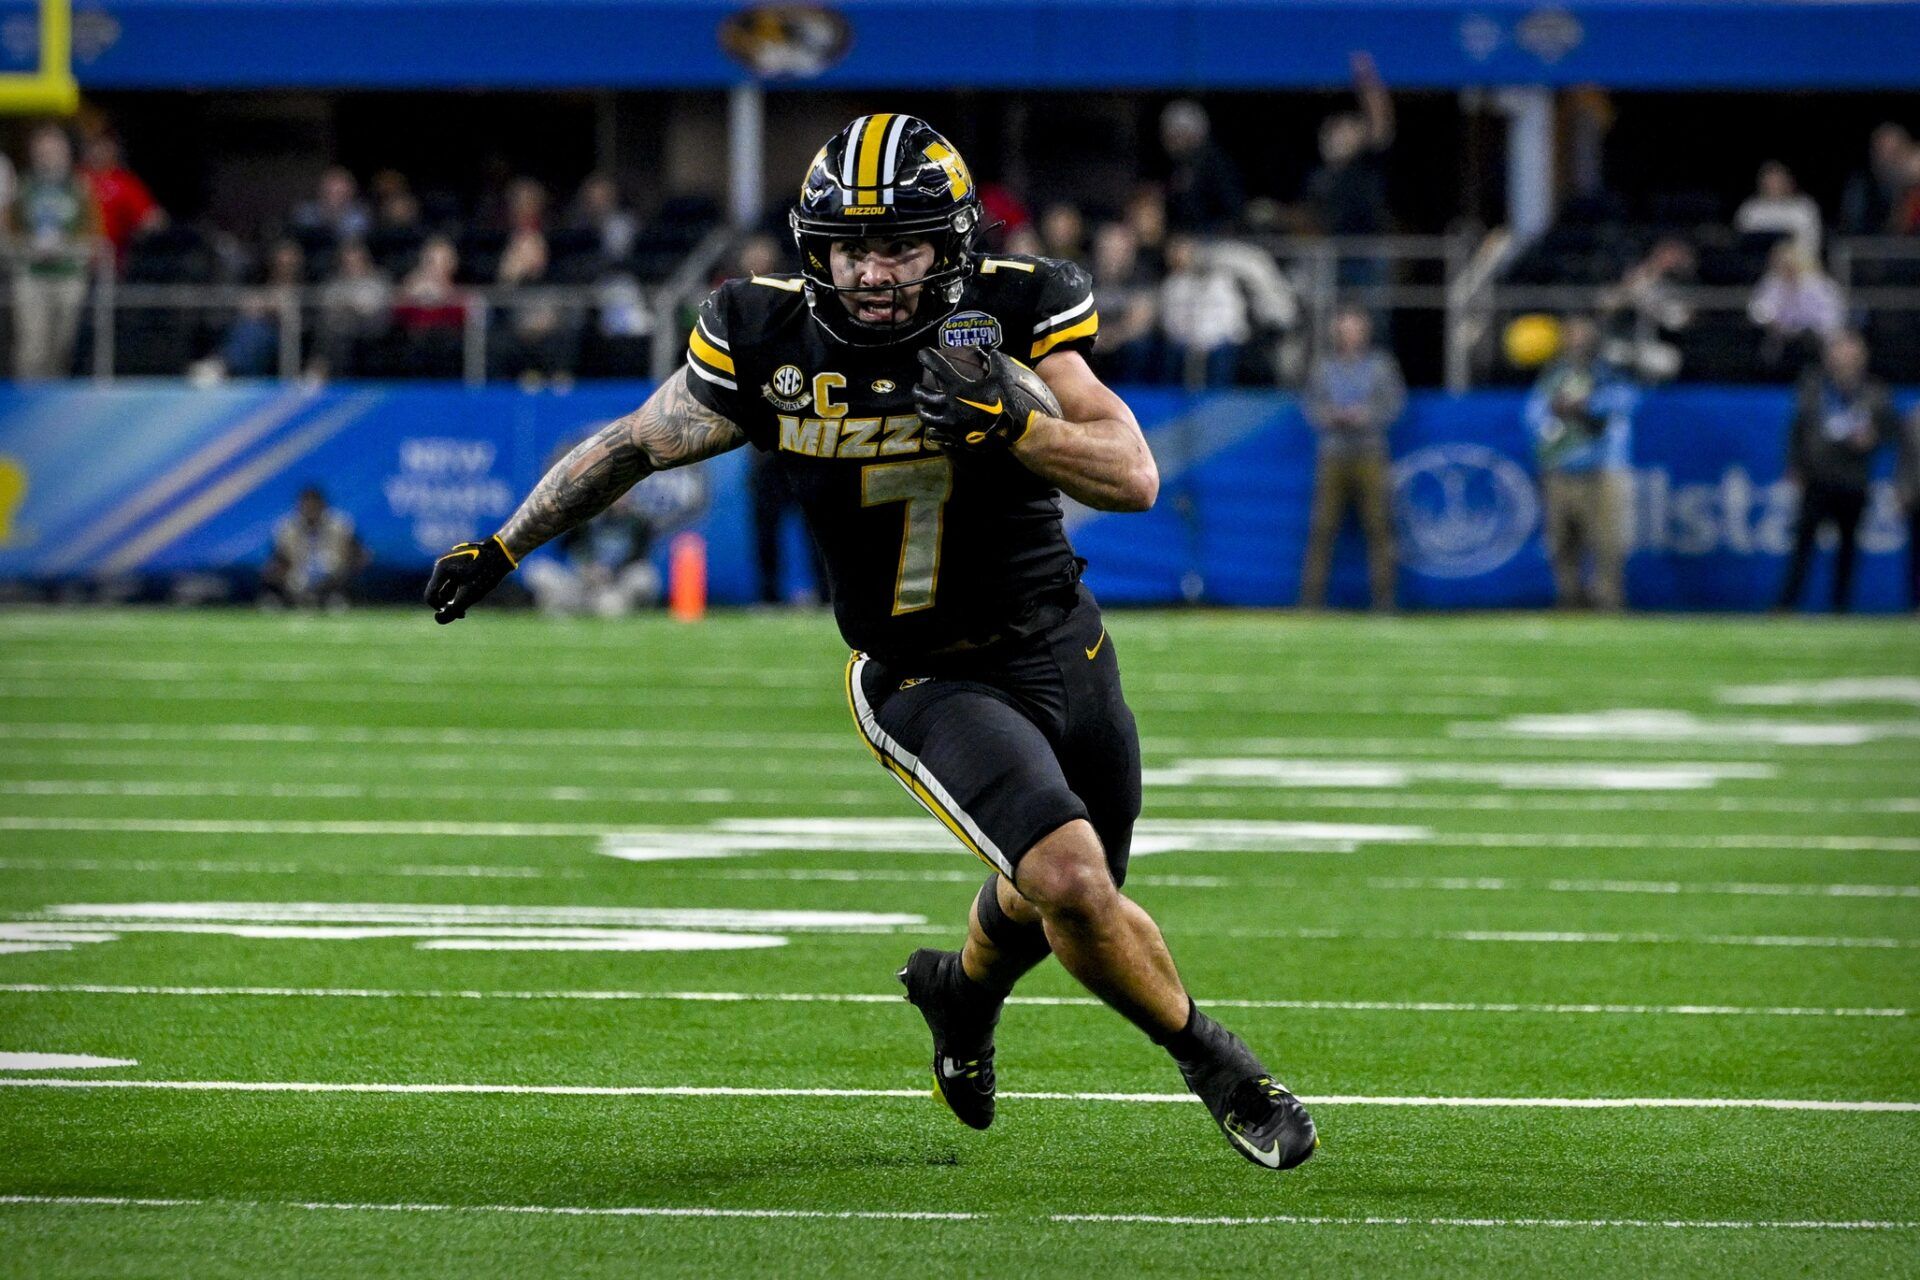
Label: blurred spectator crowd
xmin=1 ymin=81 xmax=1918 ymax=389
xmin=1504 ymin=120 xmax=1920 ymax=387
xmin=0 ymin=114 xmax=711 ymax=383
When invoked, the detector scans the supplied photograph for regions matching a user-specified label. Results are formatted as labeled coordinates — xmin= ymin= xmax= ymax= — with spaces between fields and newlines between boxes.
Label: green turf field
xmin=0 ymin=606 xmax=1916 ymax=1277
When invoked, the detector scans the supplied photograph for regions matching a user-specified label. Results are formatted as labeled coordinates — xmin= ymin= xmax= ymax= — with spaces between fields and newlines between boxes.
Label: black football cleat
xmin=897 ymin=948 xmax=1000 ymax=1131
xmin=1178 ymin=1022 xmax=1318 ymax=1170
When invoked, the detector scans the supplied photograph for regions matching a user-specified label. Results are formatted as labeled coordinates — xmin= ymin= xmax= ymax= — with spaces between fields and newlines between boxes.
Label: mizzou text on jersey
xmin=683 ymin=256 xmax=1101 ymax=663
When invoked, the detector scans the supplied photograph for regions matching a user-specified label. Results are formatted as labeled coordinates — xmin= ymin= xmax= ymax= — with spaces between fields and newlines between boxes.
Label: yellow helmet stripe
xmin=854 ymin=112 xmax=894 ymax=205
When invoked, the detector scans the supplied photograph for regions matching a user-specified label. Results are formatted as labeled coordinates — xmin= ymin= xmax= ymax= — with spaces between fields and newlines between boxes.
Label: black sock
xmin=970 ymin=876 xmax=1051 ymax=997
xmin=1155 ymin=998 xmax=1216 ymax=1063
xmin=949 ymin=953 xmax=1009 ymax=1020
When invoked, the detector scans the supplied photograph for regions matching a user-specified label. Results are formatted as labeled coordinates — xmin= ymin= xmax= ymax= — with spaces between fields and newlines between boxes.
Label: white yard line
xmin=32 ymin=902 xmax=922 ymax=930
xmin=0 ymin=1195 xmax=971 ymax=1222
xmin=0 ymin=747 xmax=877 ymax=779
xmin=3 ymin=1078 xmax=1916 ymax=1112
xmin=1368 ymin=876 xmax=1920 ymax=900
xmin=0 ymin=818 xmax=701 ymax=837
xmin=0 ymin=678 xmax=841 ymax=712
xmin=0 ymin=984 xmax=1900 ymax=1019
xmin=1216 ymin=928 xmax=1920 ymax=950
xmin=20 ymin=860 xmax=1916 ymax=902
xmin=0 ymin=656 xmax=1806 ymax=703
xmin=1051 ymin=1212 xmax=1920 ymax=1231
xmin=6 ymin=778 xmax=1916 ymax=816
xmin=0 ymin=655 xmax=1716 ymax=698
xmin=4 ymin=815 xmax=1915 ymax=855
xmin=0 ymin=1195 xmax=1910 ymax=1232
xmin=702 ymin=867 xmax=1920 ymax=899
xmin=6 ymin=903 xmax=1909 ymax=952
xmin=0 ymin=658 xmax=824 ymax=689
xmin=1460 ymin=710 xmax=1920 ymax=749
xmin=1719 ymin=678 xmax=1920 ymax=708
xmin=16 ymin=721 xmax=1920 ymax=762
xmin=1425 ymin=833 xmax=1920 ymax=853
xmin=0 ymin=781 xmax=881 ymax=806
xmin=1154 ymin=792 xmax=1920 ymax=815
xmin=0 ymin=858 xmax=571 ymax=879
xmin=0 ymin=674 xmax=1492 ymax=718
xmin=0 ymin=722 xmax=849 ymax=752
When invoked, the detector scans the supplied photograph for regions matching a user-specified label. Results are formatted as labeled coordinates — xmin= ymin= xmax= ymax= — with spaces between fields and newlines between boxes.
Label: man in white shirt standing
xmin=1735 ymin=161 xmax=1823 ymax=259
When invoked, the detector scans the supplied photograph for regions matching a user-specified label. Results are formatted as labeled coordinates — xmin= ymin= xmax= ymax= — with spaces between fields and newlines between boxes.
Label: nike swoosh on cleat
xmin=956 ymin=397 xmax=1003 ymax=415
xmin=939 ymin=1056 xmax=972 ymax=1081
xmin=1085 ymin=630 xmax=1107 ymax=660
xmin=1226 ymin=1125 xmax=1285 ymax=1169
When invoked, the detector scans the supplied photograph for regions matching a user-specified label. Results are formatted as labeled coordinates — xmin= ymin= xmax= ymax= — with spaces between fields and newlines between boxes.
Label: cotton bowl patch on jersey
xmin=939 ymin=310 xmax=1003 ymax=350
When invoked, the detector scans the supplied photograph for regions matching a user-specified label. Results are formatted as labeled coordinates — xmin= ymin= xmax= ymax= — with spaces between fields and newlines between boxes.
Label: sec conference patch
xmin=763 ymin=363 xmax=812 ymax=411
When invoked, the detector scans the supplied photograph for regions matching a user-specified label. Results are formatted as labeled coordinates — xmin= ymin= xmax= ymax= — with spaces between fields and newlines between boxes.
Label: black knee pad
xmin=974 ymin=875 xmax=1051 ymax=965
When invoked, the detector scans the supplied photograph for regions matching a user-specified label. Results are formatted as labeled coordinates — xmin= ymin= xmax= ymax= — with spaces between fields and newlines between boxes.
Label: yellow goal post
xmin=0 ymin=0 xmax=77 ymax=115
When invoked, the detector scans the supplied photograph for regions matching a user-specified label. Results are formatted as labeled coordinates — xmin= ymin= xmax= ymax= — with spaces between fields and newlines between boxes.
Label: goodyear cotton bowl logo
xmin=1392 ymin=443 xmax=1538 ymax=579
xmin=763 ymin=363 xmax=812 ymax=411
xmin=939 ymin=310 xmax=1002 ymax=350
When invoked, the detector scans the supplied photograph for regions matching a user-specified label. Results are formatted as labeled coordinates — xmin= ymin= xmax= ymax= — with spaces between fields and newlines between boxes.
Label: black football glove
xmin=424 ymin=535 xmax=517 ymax=624
xmin=912 ymin=346 xmax=1051 ymax=452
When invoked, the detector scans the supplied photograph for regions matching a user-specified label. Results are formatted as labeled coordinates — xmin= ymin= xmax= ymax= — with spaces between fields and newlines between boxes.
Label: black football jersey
xmin=683 ymin=255 xmax=1101 ymax=662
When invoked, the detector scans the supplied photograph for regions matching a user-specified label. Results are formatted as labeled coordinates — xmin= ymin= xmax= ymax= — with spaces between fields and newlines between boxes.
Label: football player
xmin=426 ymin=115 xmax=1316 ymax=1170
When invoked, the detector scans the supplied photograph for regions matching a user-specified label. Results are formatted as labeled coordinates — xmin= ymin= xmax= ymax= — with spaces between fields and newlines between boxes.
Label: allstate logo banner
xmin=1393 ymin=442 xmax=1539 ymax=580
xmin=1068 ymin=386 xmax=1911 ymax=612
xmin=0 ymin=382 xmax=1910 ymax=611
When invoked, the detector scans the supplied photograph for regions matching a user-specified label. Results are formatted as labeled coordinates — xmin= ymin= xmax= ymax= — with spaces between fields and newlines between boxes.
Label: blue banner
xmin=68 ymin=0 xmax=1920 ymax=91
xmin=0 ymin=380 xmax=1911 ymax=611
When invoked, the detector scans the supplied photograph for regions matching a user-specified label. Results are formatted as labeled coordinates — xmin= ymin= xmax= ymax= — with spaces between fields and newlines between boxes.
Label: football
xmin=920 ymin=343 xmax=990 ymax=386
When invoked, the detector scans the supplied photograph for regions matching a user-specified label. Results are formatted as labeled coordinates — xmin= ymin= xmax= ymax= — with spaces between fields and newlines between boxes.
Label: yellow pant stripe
xmin=842 ymin=653 xmax=997 ymax=872
xmin=843 ymin=655 xmax=885 ymax=765
xmin=885 ymin=757 xmax=997 ymax=872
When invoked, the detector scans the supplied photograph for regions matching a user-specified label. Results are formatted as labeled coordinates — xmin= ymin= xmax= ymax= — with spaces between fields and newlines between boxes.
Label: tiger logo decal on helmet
xmin=789 ymin=114 xmax=984 ymax=347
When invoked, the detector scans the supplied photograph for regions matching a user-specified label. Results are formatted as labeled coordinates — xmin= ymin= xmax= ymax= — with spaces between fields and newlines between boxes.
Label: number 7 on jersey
xmin=861 ymin=456 xmax=953 ymax=615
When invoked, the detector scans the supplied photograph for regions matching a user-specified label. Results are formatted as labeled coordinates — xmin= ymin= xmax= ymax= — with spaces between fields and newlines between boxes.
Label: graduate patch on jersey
xmin=938 ymin=310 xmax=1003 ymax=350
xmin=763 ymin=363 xmax=812 ymax=411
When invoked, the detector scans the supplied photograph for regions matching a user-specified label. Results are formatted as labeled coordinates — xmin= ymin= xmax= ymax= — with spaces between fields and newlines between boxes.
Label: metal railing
xmin=1831 ymin=236 xmax=1920 ymax=290
xmin=1456 ymin=280 xmax=1920 ymax=386
xmin=68 ymin=226 xmax=734 ymax=387
xmin=29 ymin=231 xmax=1920 ymax=389
xmin=81 ymin=277 xmax=645 ymax=386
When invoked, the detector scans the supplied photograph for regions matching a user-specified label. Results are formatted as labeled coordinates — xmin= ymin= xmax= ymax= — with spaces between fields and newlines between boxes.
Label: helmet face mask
xmin=790 ymin=114 xmax=983 ymax=348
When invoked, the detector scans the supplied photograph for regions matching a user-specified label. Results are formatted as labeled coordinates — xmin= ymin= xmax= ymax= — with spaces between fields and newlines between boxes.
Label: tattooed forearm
xmin=496 ymin=368 xmax=747 ymax=557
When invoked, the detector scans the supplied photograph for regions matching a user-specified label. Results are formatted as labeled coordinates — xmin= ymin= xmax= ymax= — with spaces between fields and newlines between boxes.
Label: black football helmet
xmin=790 ymin=114 xmax=983 ymax=347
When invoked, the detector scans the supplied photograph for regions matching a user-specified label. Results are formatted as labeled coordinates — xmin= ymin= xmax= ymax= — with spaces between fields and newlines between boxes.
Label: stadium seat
xmin=1866 ymin=311 xmax=1920 ymax=381
xmin=458 ymin=228 xmax=510 ymax=285
xmin=125 ymin=226 xmax=217 ymax=285
xmin=366 ymin=226 xmax=427 ymax=278
xmin=545 ymin=227 xmax=607 ymax=284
